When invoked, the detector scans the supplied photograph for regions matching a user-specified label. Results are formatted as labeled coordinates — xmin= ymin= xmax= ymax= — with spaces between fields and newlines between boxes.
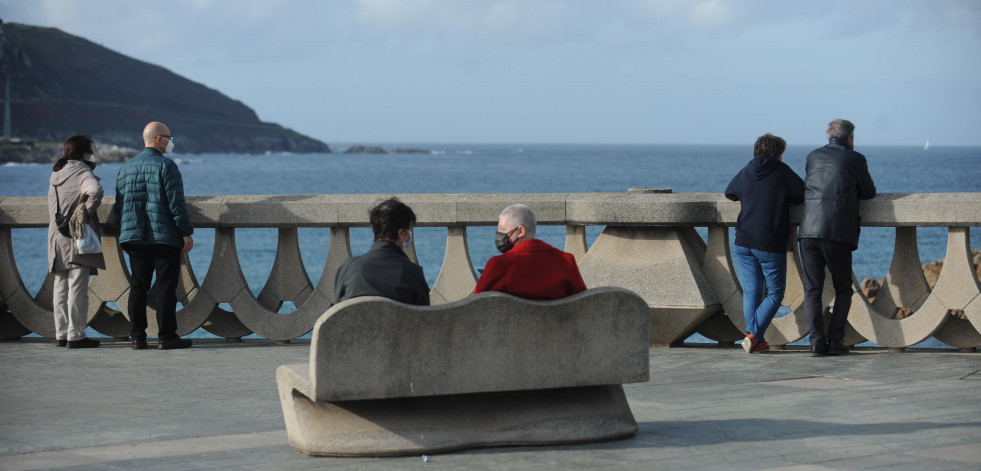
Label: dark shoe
xmin=132 ymin=338 xmax=148 ymax=350
xmin=829 ymin=340 xmax=850 ymax=355
xmin=56 ymin=339 xmax=67 ymax=347
xmin=67 ymin=338 xmax=100 ymax=349
xmin=811 ymin=342 xmax=829 ymax=357
xmin=159 ymin=338 xmax=193 ymax=350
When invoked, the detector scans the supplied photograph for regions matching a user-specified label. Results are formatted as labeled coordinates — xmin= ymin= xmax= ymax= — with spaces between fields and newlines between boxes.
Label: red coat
xmin=473 ymin=239 xmax=587 ymax=300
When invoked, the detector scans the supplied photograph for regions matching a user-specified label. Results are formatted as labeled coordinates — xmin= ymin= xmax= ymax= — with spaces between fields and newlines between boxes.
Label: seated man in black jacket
xmin=798 ymin=119 xmax=876 ymax=356
xmin=333 ymin=197 xmax=430 ymax=306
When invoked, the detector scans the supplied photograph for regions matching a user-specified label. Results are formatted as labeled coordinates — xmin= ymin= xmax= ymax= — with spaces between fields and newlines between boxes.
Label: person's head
xmin=753 ymin=133 xmax=786 ymax=160
xmin=369 ymin=197 xmax=416 ymax=246
xmin=495 ymin=204 xmax=536 ymax=253
xmin=826 ymin=119 xmax=855 ymax=149
xmin=143 ymin=121 xmax=174 ymax=154
xmin=53 ymin=134 xmax=95 ymax=171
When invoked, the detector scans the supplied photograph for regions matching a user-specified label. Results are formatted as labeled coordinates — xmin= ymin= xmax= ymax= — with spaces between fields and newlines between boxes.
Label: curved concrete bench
xmin=276 ymin=286 xmax=652 ymax=457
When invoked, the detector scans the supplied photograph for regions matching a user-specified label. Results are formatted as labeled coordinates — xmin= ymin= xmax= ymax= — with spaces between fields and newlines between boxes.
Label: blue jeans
xmin=735 ymin=245 xmax=787 ymax=343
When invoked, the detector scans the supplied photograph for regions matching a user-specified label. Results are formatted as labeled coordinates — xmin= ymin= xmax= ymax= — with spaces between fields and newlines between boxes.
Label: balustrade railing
xmin=2 ymin=192 xmax=980 ymax=350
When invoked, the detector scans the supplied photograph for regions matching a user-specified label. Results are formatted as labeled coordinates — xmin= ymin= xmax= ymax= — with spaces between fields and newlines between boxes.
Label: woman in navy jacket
xmin=725 ymin=133 xmax=805 ymax=353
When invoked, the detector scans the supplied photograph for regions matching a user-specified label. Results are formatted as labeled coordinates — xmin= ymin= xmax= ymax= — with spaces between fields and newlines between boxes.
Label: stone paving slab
xmin=0 ymin=339 xmax=979 ymax=470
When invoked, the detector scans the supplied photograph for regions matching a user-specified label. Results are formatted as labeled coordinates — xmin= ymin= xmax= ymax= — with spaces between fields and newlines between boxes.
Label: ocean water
xmin=3 ymin=143 xmax=979 ymax=346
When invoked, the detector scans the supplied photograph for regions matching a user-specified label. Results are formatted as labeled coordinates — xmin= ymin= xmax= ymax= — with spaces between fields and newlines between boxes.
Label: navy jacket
xmin=797 ymin=140 xmax=877 ymax=250
xmin=113 ymin=147 xmax=194 ymax=247
xmin=334 ymin=240 xmax=430 ymax=306
xmin=725 ymin=155 xmax=805 ymax=253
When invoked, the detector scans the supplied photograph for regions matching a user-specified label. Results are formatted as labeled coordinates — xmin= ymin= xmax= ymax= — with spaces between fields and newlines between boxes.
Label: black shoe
xmin=159 ymin=338 xmax=193 ymax=350
xmin=56 ymin=339 xmax=67 ymax=347
xmin=67 ymin=338 xmax=100 ymax=349
xmin=811 ymin=342 xmax=829 ymax=357
xmin=829 ymin=340 xmax=850 ymax=355
xmin=132 ymin=338 xmax=148 ymax=350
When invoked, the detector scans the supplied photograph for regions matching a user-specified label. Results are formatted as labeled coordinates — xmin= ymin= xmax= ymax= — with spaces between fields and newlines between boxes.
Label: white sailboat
xmin=924 ymin=140 xmax=930 ymax=150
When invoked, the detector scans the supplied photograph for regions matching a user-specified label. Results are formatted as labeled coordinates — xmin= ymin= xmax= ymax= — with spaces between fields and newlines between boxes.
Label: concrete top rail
xmin=2 ymin=192 xmax=981 ymax=228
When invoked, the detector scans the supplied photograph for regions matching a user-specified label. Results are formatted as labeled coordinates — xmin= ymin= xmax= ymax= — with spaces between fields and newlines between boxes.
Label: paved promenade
xmin=0 ymin=338 xmax=978 ymax=471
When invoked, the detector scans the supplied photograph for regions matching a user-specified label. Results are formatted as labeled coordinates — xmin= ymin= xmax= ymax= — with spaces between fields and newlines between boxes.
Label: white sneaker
xmin=741 ymin=334 xmax=756 ymax=354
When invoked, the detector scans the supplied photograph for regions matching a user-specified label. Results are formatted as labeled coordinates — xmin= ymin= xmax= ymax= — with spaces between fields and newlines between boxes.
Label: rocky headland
xmin=0 ymin=20 xmax=330 ymax=160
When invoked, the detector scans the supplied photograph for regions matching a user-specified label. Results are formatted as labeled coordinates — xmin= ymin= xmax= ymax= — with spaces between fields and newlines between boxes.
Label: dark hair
xmin=370 ymin=197 xmax=416 ymax=241
xmin=753 ymin=133 xmax=786 ymax=158
xmin=53 ymin=135 xmax=95 ymax=171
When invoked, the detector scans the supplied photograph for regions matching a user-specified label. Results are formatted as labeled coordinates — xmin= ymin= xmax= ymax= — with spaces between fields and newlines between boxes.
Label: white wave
xmin=1 ymin=162 xmax=45 ymax=167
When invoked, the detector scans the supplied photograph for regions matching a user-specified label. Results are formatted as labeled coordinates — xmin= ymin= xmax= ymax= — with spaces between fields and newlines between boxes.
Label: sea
xmin=2 ymin=143 xmax=979 ymax=347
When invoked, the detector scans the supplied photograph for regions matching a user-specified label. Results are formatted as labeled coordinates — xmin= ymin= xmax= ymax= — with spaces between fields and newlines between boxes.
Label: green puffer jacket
xmin=113 ymin=147 xmax=194 ymax=247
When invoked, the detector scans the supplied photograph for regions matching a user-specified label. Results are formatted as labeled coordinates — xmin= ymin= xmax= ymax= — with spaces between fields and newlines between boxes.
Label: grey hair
xmin=826 ymin=119 xmax=855 ymax=142
xmin=499 ymin=204 xmax=537 ymax=238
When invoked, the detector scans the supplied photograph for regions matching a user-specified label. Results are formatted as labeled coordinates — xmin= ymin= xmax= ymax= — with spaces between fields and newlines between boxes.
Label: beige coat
xmin=47 ymin=160 xmax=106 ymax=273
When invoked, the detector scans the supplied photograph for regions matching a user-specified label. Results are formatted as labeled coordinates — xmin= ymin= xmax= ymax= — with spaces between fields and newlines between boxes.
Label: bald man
xmin=114 ymin=122 xmax=195 ymax=350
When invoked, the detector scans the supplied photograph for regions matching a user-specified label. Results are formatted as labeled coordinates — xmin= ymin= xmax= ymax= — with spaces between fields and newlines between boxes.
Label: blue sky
xmin=2 ymin=0 xmax=979 ymax=146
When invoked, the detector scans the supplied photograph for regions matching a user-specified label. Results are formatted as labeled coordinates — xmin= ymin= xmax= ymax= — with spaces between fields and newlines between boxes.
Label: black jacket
xmin=334 ymin=240 xmax=430 ymax=305
xmin=797 ymin=139 xmax=877 ymax=249
xmin=725 ymin=155 xmax=805 ymax=253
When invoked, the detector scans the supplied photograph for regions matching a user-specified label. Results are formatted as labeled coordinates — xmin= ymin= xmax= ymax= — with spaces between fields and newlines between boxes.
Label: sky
xmin=1 ymin=0 xmax=980 ymax=146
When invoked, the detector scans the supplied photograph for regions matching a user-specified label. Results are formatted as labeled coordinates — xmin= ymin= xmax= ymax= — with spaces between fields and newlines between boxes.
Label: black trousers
xmin=124 ymin=243 xmax=182 ymax=341
xmin=799 ymin=238 xmax=854 ymax=346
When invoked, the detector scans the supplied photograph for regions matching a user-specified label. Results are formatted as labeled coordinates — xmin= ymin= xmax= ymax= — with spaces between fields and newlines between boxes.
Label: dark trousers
xmin=125 ymin=243 xmax=182 ymax=341
xmin=799 ymin=238 xmax=854 ymax=346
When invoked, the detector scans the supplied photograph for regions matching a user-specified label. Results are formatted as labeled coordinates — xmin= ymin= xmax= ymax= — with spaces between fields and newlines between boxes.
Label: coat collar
xmin=509 ymin=238 xmax=553 ymax=253
xmin=370 ymin=240 xmax=409 ymax=258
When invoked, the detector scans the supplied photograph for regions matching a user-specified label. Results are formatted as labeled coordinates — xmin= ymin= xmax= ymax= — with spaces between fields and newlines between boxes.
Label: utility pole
xmin=3 ymin=72 xmax=10 ymax=139
xmin=1 ymin=18 xmax=9 ymax=140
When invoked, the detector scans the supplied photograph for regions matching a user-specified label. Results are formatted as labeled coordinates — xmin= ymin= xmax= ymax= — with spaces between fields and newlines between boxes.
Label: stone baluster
xmin=429 ymin=226 xmax=478 ymax=305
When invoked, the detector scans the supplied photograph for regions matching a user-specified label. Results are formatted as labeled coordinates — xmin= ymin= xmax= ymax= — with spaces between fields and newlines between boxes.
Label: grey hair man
xmin=797 ymin=119 xmax=876 ymax=357
xmin=473 ymin=204 xmax=587 ymax=300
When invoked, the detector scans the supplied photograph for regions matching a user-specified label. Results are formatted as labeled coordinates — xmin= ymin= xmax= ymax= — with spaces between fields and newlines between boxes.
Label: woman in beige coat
xmin=47 ymin=135 xmax=106 ymax=348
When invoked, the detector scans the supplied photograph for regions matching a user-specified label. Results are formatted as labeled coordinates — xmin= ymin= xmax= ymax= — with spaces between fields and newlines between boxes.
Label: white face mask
xmin=87 ymin=153 xmax=96 ymax=163
xmin=165 ymin=138 xmax=175 ymax=154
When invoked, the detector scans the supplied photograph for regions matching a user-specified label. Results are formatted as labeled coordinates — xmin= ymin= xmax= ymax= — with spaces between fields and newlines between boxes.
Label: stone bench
xmin=276 ymin=286 xmax=652 ymax=457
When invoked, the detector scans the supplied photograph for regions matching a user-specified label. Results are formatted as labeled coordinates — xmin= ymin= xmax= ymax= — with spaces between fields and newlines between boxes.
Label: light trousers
xmin=52 ymin=267 xmax=90 ymax=341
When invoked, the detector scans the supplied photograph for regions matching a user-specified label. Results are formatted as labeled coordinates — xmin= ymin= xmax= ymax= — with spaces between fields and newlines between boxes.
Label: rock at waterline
xmin=343 ymin=145 xmax=385 ymax=154
xmin=860 ymin=248 xmax=980 ymax=319
xmin=343 ymin=145 xmax=431 ymax=154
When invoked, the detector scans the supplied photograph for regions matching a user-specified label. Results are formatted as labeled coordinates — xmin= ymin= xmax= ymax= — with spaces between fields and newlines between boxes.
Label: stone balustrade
xmin=2 ymin=192 xmax=980 ymax=350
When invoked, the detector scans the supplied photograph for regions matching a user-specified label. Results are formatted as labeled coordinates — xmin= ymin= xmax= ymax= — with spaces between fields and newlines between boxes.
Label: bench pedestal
xmin=278 ymin=369 xmax=638 ymax=457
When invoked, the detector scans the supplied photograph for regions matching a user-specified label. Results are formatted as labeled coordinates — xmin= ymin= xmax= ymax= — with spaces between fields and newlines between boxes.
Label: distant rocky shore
xmin=861 ymin=249 xmax=981 ymax=320
xmin=0 ymin=140 xmax=138 ymax=165
xmin=343 ymin=145 xmax=431 ymax=154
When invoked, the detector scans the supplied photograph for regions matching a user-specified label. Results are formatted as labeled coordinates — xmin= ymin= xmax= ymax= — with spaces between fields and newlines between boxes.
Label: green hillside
xmin=0 ymin=21 xmax=330 ymax=154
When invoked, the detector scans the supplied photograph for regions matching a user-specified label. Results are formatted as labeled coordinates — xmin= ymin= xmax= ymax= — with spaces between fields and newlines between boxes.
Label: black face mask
xmin=495 ymin=228 xmax=518 ymax=253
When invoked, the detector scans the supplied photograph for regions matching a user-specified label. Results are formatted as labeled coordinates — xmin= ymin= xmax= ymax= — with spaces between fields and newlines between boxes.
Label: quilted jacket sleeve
xmin=162 ymin=159 xmax=194 ymax=237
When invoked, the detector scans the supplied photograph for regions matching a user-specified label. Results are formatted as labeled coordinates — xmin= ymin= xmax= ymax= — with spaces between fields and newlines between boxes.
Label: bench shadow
xmin=460 ymin=418 xmax=981 ymax=455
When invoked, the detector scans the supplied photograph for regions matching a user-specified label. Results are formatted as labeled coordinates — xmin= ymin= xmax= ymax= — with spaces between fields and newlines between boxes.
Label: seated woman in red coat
xmin=473 ymin=204 xmax=587 ymax=300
